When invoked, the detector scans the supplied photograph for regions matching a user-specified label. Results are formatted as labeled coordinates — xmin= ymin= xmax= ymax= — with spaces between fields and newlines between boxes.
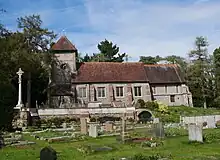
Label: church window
xmin=97 ymin=87 xmax=106 ymax=97
xmin=116 ymin=86 xmax=124 ymax=97
xmin=170 ymin=95 xmax=175 ymax=102
xmin=134 ymin=86 xmax=142 ymax=96
xmin=78 ymin=87 xmax=87 ymax=98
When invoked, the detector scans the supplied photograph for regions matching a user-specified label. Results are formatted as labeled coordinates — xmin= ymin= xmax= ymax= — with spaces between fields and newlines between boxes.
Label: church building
xmin=48 ymin=36 xmax=193 ymax=108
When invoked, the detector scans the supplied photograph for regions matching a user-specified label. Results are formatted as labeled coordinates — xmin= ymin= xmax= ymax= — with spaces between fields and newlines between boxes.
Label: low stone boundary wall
xmin=182 ymin=115 xmax=220 ymax=128
xmin=37 ymin=107 xmax=135 ymax=118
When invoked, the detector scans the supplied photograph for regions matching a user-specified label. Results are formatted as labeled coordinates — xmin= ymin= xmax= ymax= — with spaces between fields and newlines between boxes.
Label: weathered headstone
xmin=80 ymin=118 xmax=88 ymax=134
xmin=88 ymin=124 xmax=98 ymax=138
xmin=153 ymin=118 xmax=159 ymax=124
xmin=62 ymin=122 xmax=67 ymax=129
xmin=0 ymin=134 xmax=4 ymax=149
xmin=188 ymin=123 xmax=203 ymax=142
xmin=40 ymin=146 xmax=57 ymax=160
xmin=153 ymin=122 xmax=164 ymax=138
xmin=207 ymin=116 xmax=216 ymax=128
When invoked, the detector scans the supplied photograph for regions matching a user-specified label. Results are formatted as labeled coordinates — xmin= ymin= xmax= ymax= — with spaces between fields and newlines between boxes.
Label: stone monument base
xmin=12 ymin=107 xmax=29 ymax=129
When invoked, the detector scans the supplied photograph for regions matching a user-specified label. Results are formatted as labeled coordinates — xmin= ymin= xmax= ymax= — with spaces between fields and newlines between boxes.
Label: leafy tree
xmin=139 ymin=55 xmax=161 ymax=64
xmin=0 ymin=14 xmax=56 ymax=130
xmin=17 ymin=14 xmax=56 ymax=53
xmin=16 ymin=14 xmax=56 ymax=107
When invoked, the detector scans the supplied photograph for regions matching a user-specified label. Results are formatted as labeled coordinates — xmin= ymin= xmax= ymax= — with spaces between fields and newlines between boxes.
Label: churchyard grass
xmin=1 ymin=129 xmax=220 ymax=160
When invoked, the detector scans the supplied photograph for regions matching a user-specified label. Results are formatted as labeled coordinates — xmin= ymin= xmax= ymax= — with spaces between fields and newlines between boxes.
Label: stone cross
xmin=16 ymin=68 xmax=24 ymax=109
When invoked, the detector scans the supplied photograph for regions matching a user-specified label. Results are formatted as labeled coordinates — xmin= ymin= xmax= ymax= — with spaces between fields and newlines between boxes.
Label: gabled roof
xmin=73 ymin=62 xmax=149 ymax=83
xmin=144 ymin=64 xmax=185 ymax=84
xmin=51 ymin=36 xmax=77 ymax=51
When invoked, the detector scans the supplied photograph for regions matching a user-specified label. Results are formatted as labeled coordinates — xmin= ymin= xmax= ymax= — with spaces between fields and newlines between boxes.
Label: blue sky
xmin=1 ymin=0 xmax=220 ymax=61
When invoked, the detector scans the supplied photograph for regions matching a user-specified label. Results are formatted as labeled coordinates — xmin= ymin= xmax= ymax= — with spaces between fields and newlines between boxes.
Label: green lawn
xmin=1 ymin=132 xmax=220 ymax=160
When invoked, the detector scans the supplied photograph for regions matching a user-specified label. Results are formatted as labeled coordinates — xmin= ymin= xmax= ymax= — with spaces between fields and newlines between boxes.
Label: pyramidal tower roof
xmin=51 ymin=36 xmax=77 ymax=51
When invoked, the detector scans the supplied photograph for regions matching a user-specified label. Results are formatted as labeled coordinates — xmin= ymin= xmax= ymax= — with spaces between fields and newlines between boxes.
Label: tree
xmin=17 ymin=14 xmax=56 ymax=53
xmin=213 ymin=47 xmax=220 ymax=96
xmin=187 ymin=36 xmax=210 ymax=108
xmin=95 ymin=39 xmax=126 ymax=62
xmin=0 ymin=14 xmax=56 ymax=130
xmin=16 ymin=14 xmax=56 ymax=107
xmin=139 ymin=56 xmax=162 ymax=64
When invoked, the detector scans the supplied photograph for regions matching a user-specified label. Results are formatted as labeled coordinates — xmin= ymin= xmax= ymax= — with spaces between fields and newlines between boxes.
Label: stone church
xmin=48 ymin=36 xmax=193 ymax=109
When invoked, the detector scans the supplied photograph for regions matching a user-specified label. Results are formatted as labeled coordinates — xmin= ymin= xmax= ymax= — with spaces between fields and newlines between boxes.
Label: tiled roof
xmin=51 ymin=36 xmax=77 ymax=51
xmin=144 ymin=64 xmax=185 ymax=84
xmin=73 ymin=62 xmax=148 ymax=83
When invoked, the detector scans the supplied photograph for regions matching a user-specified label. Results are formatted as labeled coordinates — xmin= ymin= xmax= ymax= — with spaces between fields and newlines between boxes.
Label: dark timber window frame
xmin=134 ymin=86 xmax=142 ymax=97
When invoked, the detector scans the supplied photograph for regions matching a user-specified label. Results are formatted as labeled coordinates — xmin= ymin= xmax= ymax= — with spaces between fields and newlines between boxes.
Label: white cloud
xmin=4 ymin=0 xmax=220 ymax=60
xmin=69 ymin=0 xmax=220 ymax=59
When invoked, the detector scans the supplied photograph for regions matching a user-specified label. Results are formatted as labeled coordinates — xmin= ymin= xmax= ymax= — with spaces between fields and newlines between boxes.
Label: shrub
xmin=52 ymin=117 xmax=64 ymax=128
xmin=203 ymin=129 xmax=220 ymax=143
xmin=216 ymin=120 xmax=220 ymax=128
xmin=157 ymin=101 xmax=169 ymax=114
xmin=63 ymin=117 xmax=71 ymax=123
xmin=145 ymin=101 xmax=159 ymax=110
xmin=32 ymin=119 xmax=42 ymax=128
xmin=137 ymin=99 xmax=146 ymax=108
xmin=45 ymin=117 xmax=64 ymax=128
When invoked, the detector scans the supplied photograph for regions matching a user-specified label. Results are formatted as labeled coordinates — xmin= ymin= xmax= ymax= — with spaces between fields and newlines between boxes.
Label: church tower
xmin=49 ymin=36 xmax=78 ymax=107
xmin=51 ymin=36 xmax=78 ymax=75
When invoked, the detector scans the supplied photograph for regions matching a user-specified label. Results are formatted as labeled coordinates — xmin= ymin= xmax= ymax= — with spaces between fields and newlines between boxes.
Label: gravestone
xmin=80 ymin=118 xmax=88 ymax=134
xmin=0 ymin=134 xmax=4 ymax=149
xmin=88 ymin=124 xmax=98 ymax=138
xmin=153 ymin=118 xmax=159 ymax=124
xmin=153 ymin=122 xmax=164 ymax=138
xmin=40 ymin=146 xmax=57 ymax=160
xmin=62 ymin=122 xmax=67 ymax=129
xmin=188 ymin=123 xmax=203 ymax=142
xmin=206 ymin=116 xmax=216 ymax=128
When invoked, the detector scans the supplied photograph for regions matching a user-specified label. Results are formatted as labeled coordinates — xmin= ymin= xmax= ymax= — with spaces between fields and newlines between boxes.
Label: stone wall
xmin=182 ymin=115 xmax=220 ymax=128
xmin=38 ymin=107 xmax=135 ymax=118
xmin=151 ymin=84 xmax=193 ymax=106
xmin=76 ymin=83 xmax=152 ymax=106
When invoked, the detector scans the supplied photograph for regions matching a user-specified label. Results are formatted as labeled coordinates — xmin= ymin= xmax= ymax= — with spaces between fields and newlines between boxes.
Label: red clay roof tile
xmin=73 ymin=62 xmax=148 ymax=83
xmin=51 ymin=36 xmax=77 ymax=51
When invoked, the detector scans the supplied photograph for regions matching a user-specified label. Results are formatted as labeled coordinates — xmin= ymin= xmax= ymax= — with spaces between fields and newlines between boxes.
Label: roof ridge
xmin=83 ymin=62 xmax=143 ymax=64
xmin=144 ymin=64 xmax=178 ymax=66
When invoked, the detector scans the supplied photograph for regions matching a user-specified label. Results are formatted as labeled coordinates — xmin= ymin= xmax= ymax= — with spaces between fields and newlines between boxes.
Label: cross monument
xmin=15 ymin=68 xmax=24 ymax=109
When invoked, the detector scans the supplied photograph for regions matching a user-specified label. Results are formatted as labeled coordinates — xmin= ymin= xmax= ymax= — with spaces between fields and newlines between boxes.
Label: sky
xmin=1 ymin=0 xmax=220 ymax=61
